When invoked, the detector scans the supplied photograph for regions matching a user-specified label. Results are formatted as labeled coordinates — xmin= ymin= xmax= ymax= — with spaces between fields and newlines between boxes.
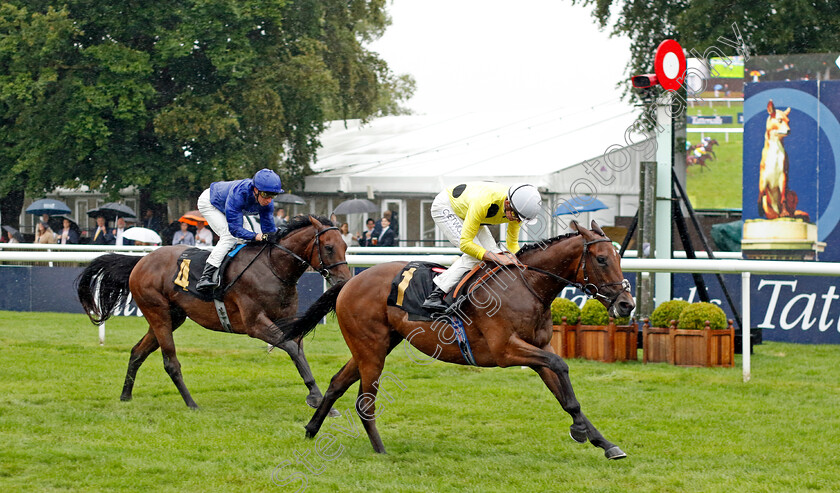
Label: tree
xmin=0 ymin=0 xmax=413 ymax=220
xmin=575 ymin=0 xmax=840 ymax=97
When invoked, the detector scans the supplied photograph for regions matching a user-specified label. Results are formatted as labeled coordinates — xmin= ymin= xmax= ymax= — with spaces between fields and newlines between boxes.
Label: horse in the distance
xmin=77 ymin=215 xmax=351 ymax=411
xmin=274 ymin=220 xmax=635 ymax=459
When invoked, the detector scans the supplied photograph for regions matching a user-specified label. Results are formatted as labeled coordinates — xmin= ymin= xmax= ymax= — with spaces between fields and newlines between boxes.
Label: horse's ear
xmin=590 ymin=220 xmax=605 ymax=237
xmin=767 ymin=99 xmax=775 ymax=114
xmin=309 ymin=215 xmax=323 ymax=228
xmin=570 ymin=220 xmax=582 ymax=233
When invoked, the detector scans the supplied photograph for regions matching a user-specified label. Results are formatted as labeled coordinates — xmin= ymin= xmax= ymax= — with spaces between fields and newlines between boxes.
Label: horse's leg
xmin=140 ymin=301 xmax=198 ymax=409
xmin=306 ymin=332 xmax=402 ymax=443
xmin=275 ymin=337 xmax=339 ymax=417
xmin=534 ymin=366 xmax=625 ymax=460
xmin=120 ymin=329 xmax=159 ymax=401
xmin=305 ymin=358 xmax=361 ymax=439
xmin=354 ymin=359 xmax=388 ymax=454
xmin=487 ymin=336 xmax=624 ymax=459
xmin=249 ymin=317 xmax=337 ymax=416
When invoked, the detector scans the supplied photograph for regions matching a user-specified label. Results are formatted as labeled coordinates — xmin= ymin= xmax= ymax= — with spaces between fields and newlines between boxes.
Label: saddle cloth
xmin=386 ymin=261 xmax=447 ymax=321
xmin=171 ymin=245 xmax=246 ymax=302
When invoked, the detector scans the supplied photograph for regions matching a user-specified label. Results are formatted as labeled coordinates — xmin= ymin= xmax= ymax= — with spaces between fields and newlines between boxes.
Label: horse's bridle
xmin=271 ymin=226 xmax=348 ymax=284
xmin=525 ymin=237 xmax=631 ymax=310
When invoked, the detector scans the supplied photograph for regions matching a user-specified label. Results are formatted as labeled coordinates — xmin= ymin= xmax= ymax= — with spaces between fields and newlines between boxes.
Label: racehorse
xmin=273 ymin=220 xmax=635 ymax=459
xmin=77 ymin=215 xmax=351 ymax=411
xmin=686 ymin=153 xmax=713 ymax=170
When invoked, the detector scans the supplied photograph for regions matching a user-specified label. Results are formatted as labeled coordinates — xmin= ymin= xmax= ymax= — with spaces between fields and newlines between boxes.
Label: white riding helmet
xmin=508 ymin=184 xmax=542 ymax=225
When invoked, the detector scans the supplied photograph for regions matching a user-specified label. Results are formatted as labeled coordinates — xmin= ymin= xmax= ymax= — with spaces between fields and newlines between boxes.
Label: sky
xmin=368 ymin=0 xmax=634 ymax=115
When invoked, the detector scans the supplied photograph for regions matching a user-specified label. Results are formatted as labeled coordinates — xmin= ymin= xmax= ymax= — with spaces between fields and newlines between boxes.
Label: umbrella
xmin=25 ymin=198 xmax=72 ymax=216
xmin=87 ymin=202 xmax=137 ymax=221
xmin=554 ymin=196 xmax=608 ymax=216
xmin=49 ymin=215 xmax=82 ymax=236
xmin=178 ymin=210 xmax=207 ymax=226
xmin=122 ymin=227 xmax=162 ymax=245
xmin=333 ymin=198 xmax=378 ymax=215
xmin=274 ymin=193 xmax=307 ymax=205
xmin=2 ymin=225 xmax=22 ymax=242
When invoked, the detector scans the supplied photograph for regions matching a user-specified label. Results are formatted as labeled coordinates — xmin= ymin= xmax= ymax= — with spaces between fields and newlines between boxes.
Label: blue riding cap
xmin=253 ymin=168 xmax=284 ymax=194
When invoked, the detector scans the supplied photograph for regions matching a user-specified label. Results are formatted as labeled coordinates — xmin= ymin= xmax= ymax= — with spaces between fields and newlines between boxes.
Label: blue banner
xmin=688 ymin=115 xmax=733 ymax=125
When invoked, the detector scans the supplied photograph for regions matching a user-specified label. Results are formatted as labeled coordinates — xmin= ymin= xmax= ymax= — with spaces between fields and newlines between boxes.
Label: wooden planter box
xmin=552 ymin=317 xmax=637 ymax=363
xmin=643 ymin=319 xmax=735 ymax=367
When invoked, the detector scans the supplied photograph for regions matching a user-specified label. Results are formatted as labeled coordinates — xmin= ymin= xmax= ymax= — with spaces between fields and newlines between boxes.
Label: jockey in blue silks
xmin=195 ymin=168 xmax=284 ymax=292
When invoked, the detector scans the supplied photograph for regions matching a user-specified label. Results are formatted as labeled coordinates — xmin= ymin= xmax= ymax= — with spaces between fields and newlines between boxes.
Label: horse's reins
xmin=521 ymin=237 xmax=631 ymax=310
xmin=270 ymin=226 xmax=347 ymax=284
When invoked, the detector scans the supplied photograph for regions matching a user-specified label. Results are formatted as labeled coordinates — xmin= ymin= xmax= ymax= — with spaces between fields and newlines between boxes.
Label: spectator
xmin=58 ymin=218 xmax=79 ymax=245
xmin=372 ymin=210 xmax=399 ymax=239
xmin=34 ymin=221 xmax=57 ymax=244
xmin=142 ymin=208 xmax=162 ymax=232
xmin=172 ymin=221 xmax=195 ymax=246
xmin=374 ymin=217 xmax=396 ymax=247
xmin=356 ymin=217 xmax=376 ymax=246
xmin=111 ymin=217 xmax=134 ymax=246
xmin=339 ymin=222 xmax=353 ymax=247
xmin=274 ymin=207 xmax=287 ymax=228
xmin=89 ymin=215 xmax=114 ymax=245
xmin=195 ymin=221 xmax=213 ymax=247
xmin=4 ymin=228 xmax=21 ymax=243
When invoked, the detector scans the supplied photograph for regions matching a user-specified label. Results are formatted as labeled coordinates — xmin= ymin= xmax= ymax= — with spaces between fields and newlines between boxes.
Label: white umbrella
xmin=122 ymin=227 xmax=162 ymax=245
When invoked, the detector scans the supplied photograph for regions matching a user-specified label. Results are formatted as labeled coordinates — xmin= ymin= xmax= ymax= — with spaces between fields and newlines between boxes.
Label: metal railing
xmin=5 ymin=244 xmax=840 ymax=382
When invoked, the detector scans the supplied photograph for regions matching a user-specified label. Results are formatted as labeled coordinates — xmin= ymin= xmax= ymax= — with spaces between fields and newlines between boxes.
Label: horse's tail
xmin=76 ymin=254 xmax=143 ymax=325
xmin=274 ymin=280 xmax=347 ymax=343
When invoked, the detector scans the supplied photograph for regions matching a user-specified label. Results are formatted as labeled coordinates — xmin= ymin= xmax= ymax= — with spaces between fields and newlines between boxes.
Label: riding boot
xmin=196 ymin=263 xmax=220 ymax=292
xmin=422 ymin=286 xmax=448 ymax=312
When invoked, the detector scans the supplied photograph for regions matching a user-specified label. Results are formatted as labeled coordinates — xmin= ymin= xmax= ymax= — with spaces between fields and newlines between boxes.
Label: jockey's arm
xmin=458 ymin=207 xmax=487 ymax=260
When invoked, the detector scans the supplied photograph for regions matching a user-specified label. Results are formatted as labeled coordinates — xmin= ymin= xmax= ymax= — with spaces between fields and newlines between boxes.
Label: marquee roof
xmin=305 ymin=99 xmax=641 ymax=195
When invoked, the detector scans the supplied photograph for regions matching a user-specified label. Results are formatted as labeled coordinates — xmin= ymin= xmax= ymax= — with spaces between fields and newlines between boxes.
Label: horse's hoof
xmin=119 ymin=395 xmax=132 ymax=402
xmin=605 ymin=446 xmax=627 ymax=460
xmin=569 ymin=425 xmax=587 ymax=444
xmin=304 ymin=426 xmax=316 ymax=439
xmin=327 ymin=408 xmax=341 ymax=418
xmin=305 ymin=395 xmax=321 ymax=409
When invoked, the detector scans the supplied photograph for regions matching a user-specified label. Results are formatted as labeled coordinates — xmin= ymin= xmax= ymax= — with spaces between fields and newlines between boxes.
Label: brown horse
xmin=77 ymin=215 xmax=351 ymax=411
xmin=274 ymin=220 xmax=635 ymax=459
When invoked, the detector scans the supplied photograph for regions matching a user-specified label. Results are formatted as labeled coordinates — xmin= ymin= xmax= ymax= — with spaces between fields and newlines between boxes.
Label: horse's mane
xmin=280 ymin=214 xmax=334 ymax=237
xmin=516 ymin=231 xmax=580 ymax=258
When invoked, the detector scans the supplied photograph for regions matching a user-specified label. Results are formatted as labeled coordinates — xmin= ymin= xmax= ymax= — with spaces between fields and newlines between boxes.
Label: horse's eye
xmin=596 ymin=255 xmax=607 ymax=266
xmin=326 ymin=245 xmax=334 ymax=254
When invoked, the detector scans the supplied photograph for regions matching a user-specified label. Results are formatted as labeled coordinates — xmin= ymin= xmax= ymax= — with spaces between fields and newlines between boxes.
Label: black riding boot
xmin=196 ymin=263 xmax=220 ymax=292
xmin=422 ymin=286 xmax=448 ymax=312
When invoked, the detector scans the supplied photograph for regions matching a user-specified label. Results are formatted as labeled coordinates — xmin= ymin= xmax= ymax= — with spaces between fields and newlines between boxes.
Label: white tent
xmin=305 ymin=100 xmax=651 ymax=242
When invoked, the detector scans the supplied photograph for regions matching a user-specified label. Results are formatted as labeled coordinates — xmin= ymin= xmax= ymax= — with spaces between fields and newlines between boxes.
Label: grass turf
xmin=1 ymin=310 xmax=839 ymax=492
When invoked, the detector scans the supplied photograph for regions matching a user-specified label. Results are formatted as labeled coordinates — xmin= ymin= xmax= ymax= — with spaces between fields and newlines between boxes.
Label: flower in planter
xmin=551 ymin=298 xmax=580 ymax=325
xmin=677 ymin=302 xmax=727 ymax=330
xmin=581 ymin=299 xmax=630 ymax=325
xmin=650 ymin=299 xmax=690 ymax=328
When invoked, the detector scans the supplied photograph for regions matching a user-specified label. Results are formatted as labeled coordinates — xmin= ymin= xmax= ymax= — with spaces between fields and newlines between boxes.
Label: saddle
xmin=171 ymin=244 xmax=247 ymax=302
xmin=386 ymin=261 xmax=505 ymax=321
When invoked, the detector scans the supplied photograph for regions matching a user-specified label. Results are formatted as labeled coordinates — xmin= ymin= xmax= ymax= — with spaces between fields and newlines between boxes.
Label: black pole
xmin=671 ymin=183 xmax=710 ymax=302
xmin=618 ymin=211 xmax=638 ymax=258
xmin=671 ymin=169 xmax=743 ymax=330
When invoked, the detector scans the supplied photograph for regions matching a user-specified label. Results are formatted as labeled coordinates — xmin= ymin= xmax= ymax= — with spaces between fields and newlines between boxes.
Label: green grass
xmin=685 ymin=132 xmax=744 ymax=210
xmin=2 ymin=311 xmax=840 ymax=492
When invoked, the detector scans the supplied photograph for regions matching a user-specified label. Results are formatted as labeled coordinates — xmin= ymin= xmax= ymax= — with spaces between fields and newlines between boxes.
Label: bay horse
xmin=76 ymin=214 xmax=351 ymax=411
xmin=274 ymin=220 xmax=635 ymax=459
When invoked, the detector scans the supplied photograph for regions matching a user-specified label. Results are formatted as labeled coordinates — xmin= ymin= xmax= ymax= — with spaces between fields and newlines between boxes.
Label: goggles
xmin=258 ymin=190 xmax=278 ymax=199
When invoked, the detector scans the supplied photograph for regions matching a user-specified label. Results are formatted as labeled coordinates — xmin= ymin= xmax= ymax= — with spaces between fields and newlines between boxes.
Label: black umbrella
xmin=333 ymin=198 xmax=378 ymax=215
xmin=50 ymin=215 xmax=82 ymax=236
xmin=87 ymin=202 xmax=137 ymax=221
xmin=2 ymin=225 xmax=22 ymax=242
xmin=25 ymin=198 xmax=71 ymax=216
xmin=274 ymin=193 xmax=307 ymax=205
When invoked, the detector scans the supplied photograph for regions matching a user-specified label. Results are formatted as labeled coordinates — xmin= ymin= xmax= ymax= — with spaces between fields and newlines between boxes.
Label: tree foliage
xmin=0 ymin=0 xmax=413 ymax=207
xmin=575 ymin=0 xmax=840 ymax=97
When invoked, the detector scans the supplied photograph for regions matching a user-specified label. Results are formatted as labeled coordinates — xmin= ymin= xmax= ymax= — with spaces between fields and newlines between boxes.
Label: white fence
xmin=5 ymin=244 xmax=840 ymax=382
